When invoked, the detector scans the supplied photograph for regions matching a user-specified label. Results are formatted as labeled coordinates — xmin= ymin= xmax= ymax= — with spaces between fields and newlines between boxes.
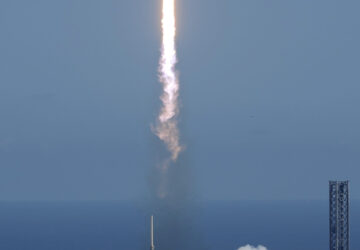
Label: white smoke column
xmin=237 ymin=245 xmax=268 ymax=250
xmin=155 ymin=0 xmax=182 ymax=161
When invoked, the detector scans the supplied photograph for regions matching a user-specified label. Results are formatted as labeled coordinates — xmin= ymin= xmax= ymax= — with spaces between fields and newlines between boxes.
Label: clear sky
xmin=0 ymin=0 xmax=359 ymax=200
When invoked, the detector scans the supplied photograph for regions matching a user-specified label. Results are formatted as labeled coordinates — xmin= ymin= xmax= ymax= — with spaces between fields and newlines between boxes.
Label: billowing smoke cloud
xmin=237 ymin=245 xmax=268 ymax=250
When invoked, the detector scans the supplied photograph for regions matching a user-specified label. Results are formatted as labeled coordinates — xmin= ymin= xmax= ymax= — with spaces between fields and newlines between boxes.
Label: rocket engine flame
xmin=155 ymin=0 xmax=182 ymax=161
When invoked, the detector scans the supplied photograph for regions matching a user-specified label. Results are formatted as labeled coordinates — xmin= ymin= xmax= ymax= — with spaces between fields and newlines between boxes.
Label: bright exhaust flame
xmin=155 ymin=0 xmax=182 ymax=161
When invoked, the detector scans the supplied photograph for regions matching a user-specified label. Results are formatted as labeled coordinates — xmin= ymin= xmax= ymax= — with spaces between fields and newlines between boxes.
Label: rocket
xmin=150 ymin=215 xmax=155 ymax=250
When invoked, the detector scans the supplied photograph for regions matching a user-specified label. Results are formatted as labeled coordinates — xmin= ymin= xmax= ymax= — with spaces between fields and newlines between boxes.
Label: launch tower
xmin=329 ymin=181 xmax=349 ymax=250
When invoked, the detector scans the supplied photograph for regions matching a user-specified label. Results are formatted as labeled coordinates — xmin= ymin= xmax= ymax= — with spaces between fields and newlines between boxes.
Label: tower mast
xmin=150 ymin=215 xmax=155 ymax=250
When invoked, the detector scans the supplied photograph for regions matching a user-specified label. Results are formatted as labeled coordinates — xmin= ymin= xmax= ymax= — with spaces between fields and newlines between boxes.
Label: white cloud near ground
xmin=237 ymin=244 xmax=268 ymax=250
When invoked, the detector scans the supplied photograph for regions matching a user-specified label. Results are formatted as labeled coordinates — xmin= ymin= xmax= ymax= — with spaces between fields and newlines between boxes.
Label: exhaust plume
xmin=154 ymin=0 xmax=182 ymax=162
xmin=237 ymin=245 xmax=268 ymax=250
xmin=149 ymin=2 xmax=203 ymax=249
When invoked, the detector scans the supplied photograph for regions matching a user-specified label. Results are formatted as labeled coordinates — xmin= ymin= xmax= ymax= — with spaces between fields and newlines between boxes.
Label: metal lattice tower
xmin=329 ymin=181 xmax=349 ymax=250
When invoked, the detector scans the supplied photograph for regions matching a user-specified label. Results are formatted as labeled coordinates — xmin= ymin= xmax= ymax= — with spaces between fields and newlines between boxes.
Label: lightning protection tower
xmin=150 ymin=215 xmax=155 ymax=250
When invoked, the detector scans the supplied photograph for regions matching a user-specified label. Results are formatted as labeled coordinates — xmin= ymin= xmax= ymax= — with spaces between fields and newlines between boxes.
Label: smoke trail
xmin=154 ymin=0 xmax=182 ymax=162
xmin=237 ymin=245 xmax=268 ymax=250
xmin=149 ymin=2 xmax=203 ymax=249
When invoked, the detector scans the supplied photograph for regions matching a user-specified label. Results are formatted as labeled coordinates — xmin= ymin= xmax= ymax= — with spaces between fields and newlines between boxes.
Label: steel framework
xmin=329 ymin=181 xmax=349 ymax=250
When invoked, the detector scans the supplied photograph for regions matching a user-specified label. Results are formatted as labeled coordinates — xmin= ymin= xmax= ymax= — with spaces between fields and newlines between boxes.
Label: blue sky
xmin=0 ymin=0 xmax=359 ymax=200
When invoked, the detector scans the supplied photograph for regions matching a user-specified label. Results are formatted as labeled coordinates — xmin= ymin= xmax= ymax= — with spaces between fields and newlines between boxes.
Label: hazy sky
xmin=0 ymin=0 xmax=359 ymax=200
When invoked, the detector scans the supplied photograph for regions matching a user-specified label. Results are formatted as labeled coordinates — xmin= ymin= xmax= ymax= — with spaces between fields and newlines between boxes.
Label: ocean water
xmin=0 ymin=200 xmax=358 ymax=250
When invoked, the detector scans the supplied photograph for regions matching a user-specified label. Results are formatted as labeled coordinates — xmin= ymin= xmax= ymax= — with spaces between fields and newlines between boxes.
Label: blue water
xmin=0 ymin=201 xmax=358 ymax=250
